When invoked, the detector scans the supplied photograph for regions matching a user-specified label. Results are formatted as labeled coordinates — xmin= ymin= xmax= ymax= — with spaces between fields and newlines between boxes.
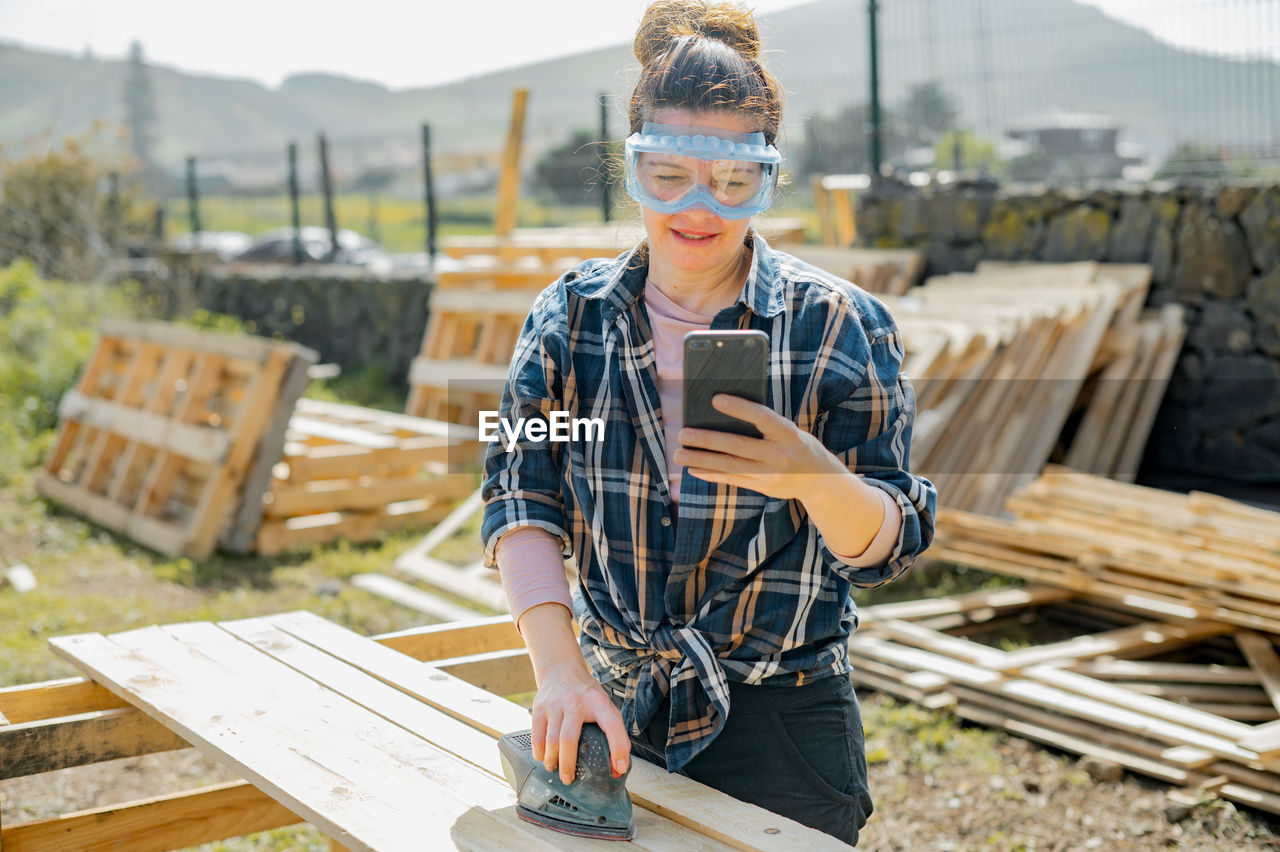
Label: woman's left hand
xmin=673 ymin=394 xmax=845 ymax=502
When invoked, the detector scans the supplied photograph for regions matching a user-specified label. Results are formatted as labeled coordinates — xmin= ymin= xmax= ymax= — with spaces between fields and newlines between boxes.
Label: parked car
xmin=232 ymin=227 xmax=391 ymax=272
xmin=171 ymin=230 xmax=254 ymax=261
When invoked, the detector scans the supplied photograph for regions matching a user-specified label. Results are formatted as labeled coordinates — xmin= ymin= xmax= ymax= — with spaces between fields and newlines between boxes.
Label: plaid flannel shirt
xmin=481 ymin=231 xmax=937 ymax=772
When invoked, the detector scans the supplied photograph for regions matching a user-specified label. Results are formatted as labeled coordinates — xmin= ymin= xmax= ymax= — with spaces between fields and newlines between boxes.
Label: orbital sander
xmin=498 ymin=723 xmax=636 ymax=840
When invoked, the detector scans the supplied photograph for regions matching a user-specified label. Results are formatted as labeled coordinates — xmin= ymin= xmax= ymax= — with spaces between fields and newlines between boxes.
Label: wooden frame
xmin=848 ymin=587 xmax=1280 ymax=816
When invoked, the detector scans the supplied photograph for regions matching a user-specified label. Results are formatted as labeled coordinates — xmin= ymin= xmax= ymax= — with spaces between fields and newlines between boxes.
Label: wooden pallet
xmin=2 ymin=612 xmax=848 ymax=851
xmin=251 ymin=398 xmax=477 ymax=555
xmin=847 ymin=588 xmax=1280 ymax=816
xmin=35 ymin=319 xmax=317 ymax=560
xmin=404 ymin=289 xmax=539 ymax=422
xmin=933 ymin=466 xmax=1280 ymax=633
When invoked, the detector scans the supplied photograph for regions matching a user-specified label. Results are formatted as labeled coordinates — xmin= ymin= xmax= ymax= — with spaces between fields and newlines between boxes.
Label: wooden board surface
xmin=47 ymin=613 xmax=847 ymax=851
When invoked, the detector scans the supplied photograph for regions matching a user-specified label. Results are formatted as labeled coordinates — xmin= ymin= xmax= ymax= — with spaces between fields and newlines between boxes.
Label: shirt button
xmin=661 ymin=517 xmax=672 ymax=527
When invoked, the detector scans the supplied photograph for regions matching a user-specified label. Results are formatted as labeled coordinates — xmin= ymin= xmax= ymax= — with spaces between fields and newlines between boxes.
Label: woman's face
xmin=639 ymin=108 xmax=759 ymax=277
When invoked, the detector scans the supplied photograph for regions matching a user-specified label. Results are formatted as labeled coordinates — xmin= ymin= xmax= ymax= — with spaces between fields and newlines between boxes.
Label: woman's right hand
xmin=531 ymin=659 xmax=631 ymax=785
xmin=519 ymin=602 xmax=631 ymax=785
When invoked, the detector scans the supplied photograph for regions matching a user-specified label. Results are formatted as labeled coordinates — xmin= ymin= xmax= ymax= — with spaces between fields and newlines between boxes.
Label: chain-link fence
xmin=785 ymin=0 xmax=1280 ymax=185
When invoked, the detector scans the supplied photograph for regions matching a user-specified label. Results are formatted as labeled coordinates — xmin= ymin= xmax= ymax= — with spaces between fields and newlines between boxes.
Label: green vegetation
xmin=173 ymin=194 xmax=602 ymax=252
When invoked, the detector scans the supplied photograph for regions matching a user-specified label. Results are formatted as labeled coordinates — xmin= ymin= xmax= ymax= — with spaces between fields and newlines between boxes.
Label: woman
xmin=481 ymin=1 xmax=936 ymax=844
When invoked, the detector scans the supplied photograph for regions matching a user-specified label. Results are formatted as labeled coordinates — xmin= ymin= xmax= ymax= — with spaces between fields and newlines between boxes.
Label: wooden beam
xmin=0 ymin=678 xmax=125 ymax=725
xmin=0 ymin=781 xmax=300 ymax=852
xmin=350 ymin=573 xmax=486 ymax=622
xmin=0 ymin=707 xmax=188 ymax=780
xmin=494 ymin=88 xmax=529 ymax=237
xmin=433 ymin=648 xmax=537 ymax=696
xmin=1236 ymin=631 xmax=1280 ymax=715
xmin=55 ymin=390 xmax=231 ymax=465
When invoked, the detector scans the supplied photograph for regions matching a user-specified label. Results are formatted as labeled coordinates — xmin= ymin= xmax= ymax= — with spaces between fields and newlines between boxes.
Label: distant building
xmin=1004 ymin=111 xmax=1145 ymax=182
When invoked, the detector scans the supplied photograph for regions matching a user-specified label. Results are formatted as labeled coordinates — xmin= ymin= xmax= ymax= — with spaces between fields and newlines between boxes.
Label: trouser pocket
xmin=685 ymin=677 xmax=874 ymax=847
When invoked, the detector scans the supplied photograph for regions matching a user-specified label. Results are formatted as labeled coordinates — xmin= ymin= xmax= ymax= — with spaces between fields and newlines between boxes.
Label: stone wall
xmin=857 ymin=183 xmax=1280 ymax=481
xmin=138 ymin=257 xmax=431 ymax=389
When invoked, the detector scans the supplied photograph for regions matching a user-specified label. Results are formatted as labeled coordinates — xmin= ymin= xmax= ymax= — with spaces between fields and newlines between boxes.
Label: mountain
xmin=2 ymin=0 xmax=1276 ymax=178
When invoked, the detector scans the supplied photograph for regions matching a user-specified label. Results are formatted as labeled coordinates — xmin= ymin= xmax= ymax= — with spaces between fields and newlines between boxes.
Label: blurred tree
xmin=901 ymin=81 xmax=959 ymax=147
xmin=0 ymin=125 xmax=151 ymax=281
xmin=123 ymin=41 xmax=158 ymax=179
xmin=934 ymin=130 xmax=1002 ymax=174
xmin=801 ymin=102 xmax=904 ymax=179
xmin=1155 ymin=143 xmax=1227 ymax=180
xmin=533 ymin=130 xmax=616 ymax=207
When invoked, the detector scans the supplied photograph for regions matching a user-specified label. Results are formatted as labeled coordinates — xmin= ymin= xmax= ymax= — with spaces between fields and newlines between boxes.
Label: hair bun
xmin=633 ymin=0 xmax=761 ymax=68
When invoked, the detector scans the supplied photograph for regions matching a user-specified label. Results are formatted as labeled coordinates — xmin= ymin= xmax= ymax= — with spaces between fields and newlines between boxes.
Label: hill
xmin=1 ymin=0 xmax=1276 ymax=176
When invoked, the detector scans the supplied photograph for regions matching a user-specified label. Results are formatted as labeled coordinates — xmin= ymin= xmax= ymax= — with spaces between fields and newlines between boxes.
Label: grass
xmin=168 ymin=192 xmax=825 ymax=252
xmin=174 ymin=194 xmax=605 ymax=251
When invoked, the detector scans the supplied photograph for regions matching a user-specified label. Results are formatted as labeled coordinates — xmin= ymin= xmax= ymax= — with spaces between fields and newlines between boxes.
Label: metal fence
xmin=788 ymin=0 xmax=1280 ymax=184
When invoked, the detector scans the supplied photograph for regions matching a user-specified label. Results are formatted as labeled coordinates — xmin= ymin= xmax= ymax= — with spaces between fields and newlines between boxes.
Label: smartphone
xmin=682 ymin=330 xmax=769 ymax=438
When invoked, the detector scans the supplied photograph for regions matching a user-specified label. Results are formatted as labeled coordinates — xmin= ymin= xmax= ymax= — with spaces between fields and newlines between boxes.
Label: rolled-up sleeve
xmin=481 ymin=288 xmax=574 ymax=568
xmin=815 ymin=302 xmax=937 ymax=588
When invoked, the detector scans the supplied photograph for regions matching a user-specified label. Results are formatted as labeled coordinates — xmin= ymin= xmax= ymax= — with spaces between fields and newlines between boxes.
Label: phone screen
xmin=682 ymin=330 xmax=769 ymax=438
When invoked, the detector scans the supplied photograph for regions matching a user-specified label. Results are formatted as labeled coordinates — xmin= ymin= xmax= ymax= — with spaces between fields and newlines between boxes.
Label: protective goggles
xmin=624 ymin=122 xmax=781 ymax=219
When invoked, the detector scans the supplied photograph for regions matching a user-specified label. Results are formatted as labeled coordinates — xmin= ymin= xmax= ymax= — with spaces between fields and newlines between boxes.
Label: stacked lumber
xmin=886 ymin=271 xmax=1123 ymax=514
xmin=885 ymin=261 xmax=1183 ymax=514
xmin=787 ymin=244 xmax=924 ymax=295
xmin=35 ymin=319 xmax=317 ymax=560
xmin=849 ymin=586 xmax=1280 ymax=816
xmin=250 ymin=399 xmax=476 ymax=555
xmin=933 ymin=466 xmax=1280 ymax=634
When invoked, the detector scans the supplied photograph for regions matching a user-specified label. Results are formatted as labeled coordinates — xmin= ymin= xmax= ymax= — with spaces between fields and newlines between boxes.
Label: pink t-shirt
xmin=496 ymin=278 xmax=903 ymax=632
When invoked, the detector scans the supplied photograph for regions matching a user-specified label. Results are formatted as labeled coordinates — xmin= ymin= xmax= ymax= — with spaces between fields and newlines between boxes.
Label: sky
xmin=0 ymin=0 xmax=1275 ymax=91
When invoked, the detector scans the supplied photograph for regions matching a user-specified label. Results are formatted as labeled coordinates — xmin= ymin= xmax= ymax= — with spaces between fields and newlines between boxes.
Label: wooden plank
xmin=433 ymin=648 xmax=537 ymax=696
xmin=859 ymin=585 xmax=1074 ymax=625
xmin=375 ymin=615 xmax=525 ymax=661
xmin=409 ymin=358 xmax=511 ymax=388
xmin=218 ymin=617 xmax=502 ymax=775
xmin=395 ymin=556 xmax=510 ymax=613
xmin=1070 ymin=659 xmax=1259 ymax=684
xmin=34 ymin=473 xmax=190 ymax=556
xmin=253 ymin=498 xmax=456 ymax=554
xmin=99 ymin=318 xmax=279 ymax=364
xmin=222 ymin=347 xmax=317 ymax=553
xmin=0 ymin=617 xmax=527 ymax=723
xmin=262 ymin=612 xmax=847 ymax=851
xmin=265 ymin=476 xmax=465 ymax=518
xmin=0 ymin=781 xmax=300 ymax=852
xmin=494 ymin=88 xmax=529 ymax=237
xmin=56 ymin=390 xmax=232 ymax=464
xmin=0 ymin=678 xmax=125 ymax=725
xmin=49 ymin=627 xmax=519 ymax=852
xmin=1236 ymin=631 xmax=1280 ymax=715
xmin=294 ymin=399 xmax=473 ymax=440
xmin=186 ymin=348 xmax=292 ymax=558
xmin=0 ymin=706 xmax=189 ymax=779
xmin=1023 ymin=664 xmax=1256 ymax=742
xmin=350 ymin=573 xmax=487 ymax=621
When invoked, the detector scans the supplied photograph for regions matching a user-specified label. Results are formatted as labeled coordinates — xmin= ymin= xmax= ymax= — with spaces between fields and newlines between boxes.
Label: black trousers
xmin=608 ymin=675 xmax=873 ymax=846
